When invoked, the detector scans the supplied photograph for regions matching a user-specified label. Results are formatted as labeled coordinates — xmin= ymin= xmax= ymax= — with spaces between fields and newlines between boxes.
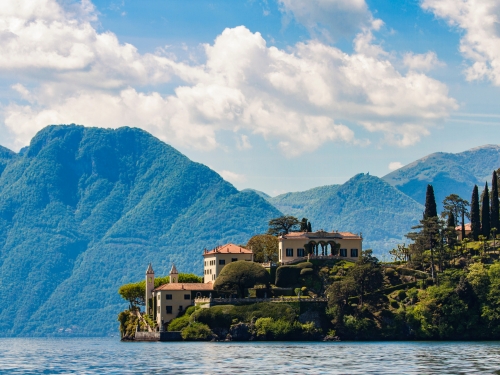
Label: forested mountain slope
xmin=383 ymin=145 xmax=500 ymax=208
xmin=0 ymin=125 xmax=281 ymax=337
xmin=268 ymin=174 xmax=424 ymax=255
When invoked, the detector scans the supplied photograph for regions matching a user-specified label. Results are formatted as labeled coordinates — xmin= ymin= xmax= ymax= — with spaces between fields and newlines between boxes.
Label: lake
xmin=1 ymin=338 xmax=500 ymax=374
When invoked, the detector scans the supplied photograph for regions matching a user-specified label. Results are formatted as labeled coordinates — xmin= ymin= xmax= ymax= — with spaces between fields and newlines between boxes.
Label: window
xmin=297 ymin=248 xmax=305 ymax=257
xmin=157 ymin=294 xmax=160 ymax=300
xmin=350 ymin=249 xmax=359 ymax=257
xmin=231 ymin=258 xmax=237 ymax=262
xmin=184 ymin=294 xmax=190 ymax=300
xmin=166 ymin=306 xmax=172 ymax=314
xmin=166 ymin=294 xmax=172 ymax=300
xmin=219 ymin=259 xmax=226 ymax=265
xmin=286 ymin=248 xmax=293 ymax=257
xmin=340 ymin=249 xmax=347 ymax=257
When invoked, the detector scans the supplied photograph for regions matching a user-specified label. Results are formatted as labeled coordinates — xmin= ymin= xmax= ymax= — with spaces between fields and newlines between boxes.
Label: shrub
xmin=275 ymin=265 xmax=302 ymax=287
xmin=191 ymin=305 xmax=234 ymax=329
xmin=181 ymin=322 xmax=212 ymax=341
xmin=396 ymin=290 xmax=407 ymax=301
xmin=213 ymin=261 xmax=271 ymax=297
xmin=168 ymin=314 xmax=191 ymax=331
xmin=296 ymin=262 xmax=313 ymax=269
xmin=390 ymin=299 xmax=399 ymax=309
xmin=255 ymin=317 xmax=299 ymax=340
xmin=300 ymin=268 xmax=314 ymax=276
xmin=385 ymin=268 xmax=395 ymax=277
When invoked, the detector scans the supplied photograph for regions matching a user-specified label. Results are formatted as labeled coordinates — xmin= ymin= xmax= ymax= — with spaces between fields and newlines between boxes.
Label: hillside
xmin=0 ymin=125 xmax=281 ymax=337
xmin=268 ymin=174 xmax=424 ymax=255
xmin=383 ymin=145 xmax=500 ymax=208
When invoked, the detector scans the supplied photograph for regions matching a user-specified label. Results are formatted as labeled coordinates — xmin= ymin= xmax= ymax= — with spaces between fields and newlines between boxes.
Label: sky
xmin=1 ymin=0 xmax=500 ymax=196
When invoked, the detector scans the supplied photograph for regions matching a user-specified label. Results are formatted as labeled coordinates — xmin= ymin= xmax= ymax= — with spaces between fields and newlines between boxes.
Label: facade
xmin=279 ymin=230 xmax=362 ymax=264
xmin=145 ymin=264 xmax=213 ymax=330
xmin=203 ymin=243 xmax=253 ymax=283
xmin=455 ymin=223 xmax=472 ymax=241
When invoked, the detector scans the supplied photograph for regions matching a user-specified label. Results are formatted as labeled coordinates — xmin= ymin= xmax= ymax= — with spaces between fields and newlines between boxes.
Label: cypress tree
xmin=447 ymin=212 xmax=455 ymax=228
xmin=471 ymin=185 xmax=480 ymax=241
xmin=424 ymin=184 xmax=438 ymax=219
xmin=307 ymin=222 xmax=312 ymax=232
xmin=481 ymin=182 xmax=491 ymax=238
xmin=491 ymin=170 xmax=499 ymax=234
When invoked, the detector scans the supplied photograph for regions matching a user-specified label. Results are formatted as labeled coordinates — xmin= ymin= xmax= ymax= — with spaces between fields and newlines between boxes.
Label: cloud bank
xmin=0 ymin=0 xmax=457 ymax=155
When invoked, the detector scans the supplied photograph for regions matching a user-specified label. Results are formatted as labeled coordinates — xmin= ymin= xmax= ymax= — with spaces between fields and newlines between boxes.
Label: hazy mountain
xmin=241 ymin=188 xmax=271 ymax=200
xmin=0 ymin=125 xmax=281 ymax=337
xmin=383 ymin=145 xmax=500 ymax=209
xmin=268 ymin=174 xmax=424 ymax=256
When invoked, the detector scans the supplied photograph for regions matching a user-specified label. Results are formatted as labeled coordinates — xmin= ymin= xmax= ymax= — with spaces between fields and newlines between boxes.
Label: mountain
xmin=241 ymin=188 xmax=271 ymax=200
xmin=268 ymin=174 xmax=424 ymax=255
xmin=0 ymin=125 xmax=281 ymax=337
xmin=383 ymin=145 xmax=500 ymax=208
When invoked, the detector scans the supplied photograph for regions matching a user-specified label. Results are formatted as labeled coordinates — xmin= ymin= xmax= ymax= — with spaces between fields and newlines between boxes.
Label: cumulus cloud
xmin=278 ymin=0 xmax=374 ymax=39
xmin=422 ymin=0 xmax=500 ymax=85
xmin=1 ymin=0 xmax=457 ymax=153
xmin=403 ymin=52 xmax=445 ymax=72
xmin=219 ymin=170 xmax=247 ymax=184
xmin=388 ymin=161 xmax=404 ymax=171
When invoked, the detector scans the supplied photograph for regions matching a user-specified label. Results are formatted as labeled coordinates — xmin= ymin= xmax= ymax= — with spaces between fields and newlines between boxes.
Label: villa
xmin=145 ymin=263 xmax=213 ymax=331
xmin=279 ymin=230 xmax=362 ymax=264
xmin=203 ymin=243 xmax=254 ymax=283
xmin=455 ymin=223 xmax=472 ymax=241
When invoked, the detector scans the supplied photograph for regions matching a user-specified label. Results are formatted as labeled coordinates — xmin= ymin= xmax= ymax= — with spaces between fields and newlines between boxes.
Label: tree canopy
xmin=213 ymin=261 xmax=271 ymax=297
xmin=246 ymin=234 xmax=279 ymax=263
xmin=267 ymin=215 xmax=300 ymax=236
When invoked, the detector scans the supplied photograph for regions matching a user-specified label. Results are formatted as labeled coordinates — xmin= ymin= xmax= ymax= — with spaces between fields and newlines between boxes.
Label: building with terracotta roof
xmin=279 ymin=230 xmax=362 ymax=263
xmin=203 ymin=243 xmax=254 ymax=283
xmin=455 ymin=223 xmax=472 ymax=241
xmin=145 ymin=263 xmax=213 ymax=330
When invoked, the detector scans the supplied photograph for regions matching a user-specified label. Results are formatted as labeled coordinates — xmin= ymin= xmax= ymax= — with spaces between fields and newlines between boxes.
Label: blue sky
xmin=1 ymin=0 xmax=499 ymax=195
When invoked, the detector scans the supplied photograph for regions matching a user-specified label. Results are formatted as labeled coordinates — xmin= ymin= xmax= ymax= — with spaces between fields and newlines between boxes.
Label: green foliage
xmin=275 ymin=264 xmax=311 ymax=287
xmin=181 ymin=322 xmax=212 ymax=341
xmin=424 ymin=184 xmax=438 ymax=219
xmin=246 ymin=234 xmax=279 ymax=263
xmin=213 ymin=261 xmax=271 ymax=297
xmin=255 ymin=317 xmax=300 ymax=340
xmin=118 ymin=282 xmax=145 ymax=308
xmin=0 ymin=125 xmax=281 ymax=336
xmin=471 ymin=185 xmax=481 ymax=241
xmin=267 ymin=215 xmax=300 ymax=236
xmin=117 ymin=310 xmax=138 ymax=338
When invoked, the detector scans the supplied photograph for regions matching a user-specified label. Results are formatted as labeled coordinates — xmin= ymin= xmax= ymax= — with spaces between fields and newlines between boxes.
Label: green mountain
xmin=268 ymin=174 xmax=424 ymax=256
xmin=0 ymin=125 xmax=281 ymax=337
xmin=383 ymin=145 xmax=500 ymax=208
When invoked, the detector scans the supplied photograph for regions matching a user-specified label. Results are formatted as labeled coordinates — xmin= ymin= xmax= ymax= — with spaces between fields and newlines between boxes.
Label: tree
xmin=481 ymin=182 xmax=491 ymax=238
xmin=267 ymin=215 xmax=300 ymax=236
xmin=442 ymin=194 xmax=469 ymax=241
xmin=424 ymin=184 xmax=438 ymax=219
xmin=326 ymin=277 xmax=356 ymax=320
xmin=471 ymin=185 xmax=481 ymax=241
xmin=491 ymin=170 xmax=499 ymax=235
xmin=350 ymin=260 xmax=383 ymax=306
xmin=118 ymin=282 xmax=145 ymax=309
xmin=213 ymin=261 xmax=271 ymax=297
xmin=247 ymin=234 xmax=279 ymax=263
xmin=307 ymin=222 xmax=312 ymax=232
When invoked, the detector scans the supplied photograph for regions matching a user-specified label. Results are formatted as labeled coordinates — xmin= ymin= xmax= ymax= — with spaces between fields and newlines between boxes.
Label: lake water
xmin=1 ymin=338 xmax=500 ymax=374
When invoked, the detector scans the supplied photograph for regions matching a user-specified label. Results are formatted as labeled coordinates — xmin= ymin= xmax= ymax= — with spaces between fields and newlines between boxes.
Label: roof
xmin=280 ymin=230 xmax=362 ymax=240
xmin=203 ymin=243 xmax=253 ymax=256
xmin=170 ymin=263 xmax=178 ymax=274
xmin=455 ymin=223 xmax=472 ymax=231
xmin=146 ymin=263 xmax=154 ymax=274
xmin=154 ymin=282 xmax=214 ymax=291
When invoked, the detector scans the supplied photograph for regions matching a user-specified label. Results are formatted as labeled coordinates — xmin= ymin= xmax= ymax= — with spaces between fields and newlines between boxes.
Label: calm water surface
xmin=1 ymin=338 xmax=500 ymax=374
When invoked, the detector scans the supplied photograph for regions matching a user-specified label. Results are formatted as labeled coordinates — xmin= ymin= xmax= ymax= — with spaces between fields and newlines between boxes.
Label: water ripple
xmin=1 ymin=339 xmax=500 ymax=374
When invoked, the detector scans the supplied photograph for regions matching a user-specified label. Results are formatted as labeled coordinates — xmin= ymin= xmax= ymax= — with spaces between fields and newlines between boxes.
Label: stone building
xmin=279 ymin=230 xmax=362 ymax=264
xmin=203 ymin=243 xmax=253 ymax=283
xmin=145 ymin=263 xmax=213 ymax=330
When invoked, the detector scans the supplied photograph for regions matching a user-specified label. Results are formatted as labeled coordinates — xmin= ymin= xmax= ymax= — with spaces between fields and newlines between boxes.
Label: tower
xmin=145 ymin=263 xmax=155 ymax=314
xmin=169 ymin=263 xmax=178 ymax=284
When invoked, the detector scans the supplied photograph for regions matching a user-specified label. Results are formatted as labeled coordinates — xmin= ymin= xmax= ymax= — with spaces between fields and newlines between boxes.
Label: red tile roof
xmin=203 ymin=243 xmax=253 ymax=256
xmin=455 ymin=223 xmax=472 ymax=231
xmin=154 ymin=282 xmax=213 ymax=291
xmin=280 ymin=231 xmax=361 ymax=239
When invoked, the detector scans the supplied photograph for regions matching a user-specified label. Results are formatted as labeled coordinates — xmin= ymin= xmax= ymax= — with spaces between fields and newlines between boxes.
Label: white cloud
xmin=422 ymin=0 xmax=500 ymax=85
xmin=219 ymin=170 xmax=247 ymax=184
xmin=388 ymin=161 xmax=404 ymax=171
xmin=403 ymin=52 xmax=445 ymax=72
xmin=278 ymin=0 xmax=373 ymax=39
xmin=0 ymin=0 xmax=457 ymax=153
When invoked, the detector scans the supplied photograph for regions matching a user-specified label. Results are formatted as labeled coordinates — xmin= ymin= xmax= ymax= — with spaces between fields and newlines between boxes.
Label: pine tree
xmin=481 ymin=182 xmax=491 ymax=238
xmin=424 ymin=184 xmax=438 ymax=219
xmin=471 ymin=185 xmax=481 ymax=241
xmin=491 ymin=170 xmax=499 ymax=235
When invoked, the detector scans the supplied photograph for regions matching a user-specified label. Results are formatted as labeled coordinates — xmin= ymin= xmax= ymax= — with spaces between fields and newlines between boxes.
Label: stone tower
xmin=169 ymin=263 xmax=178 ymax=284
xmin=145 ymin=263 xmax=155 ymax=314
